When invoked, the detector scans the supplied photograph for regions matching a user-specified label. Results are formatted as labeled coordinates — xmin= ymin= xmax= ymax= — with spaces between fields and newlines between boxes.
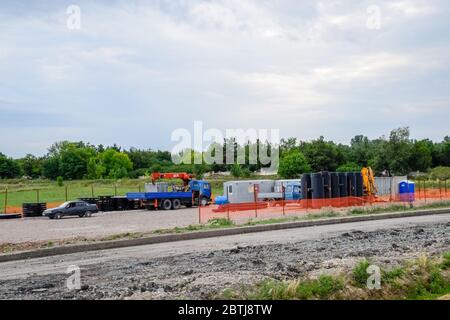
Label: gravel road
xmin=0 ymin=213 xmax=449 ymax=300
xmin=0 ymin=208 xmax=199 ymax=243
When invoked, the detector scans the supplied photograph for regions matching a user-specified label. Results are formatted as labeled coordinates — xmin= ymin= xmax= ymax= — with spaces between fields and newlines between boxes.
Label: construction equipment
xmin=127 ymin=172 xmax=211 ymax=210
xmin=361 ymin=167 xmax=378 ymax=196
xmin=150 ymin=172 xmax=193 ymax=186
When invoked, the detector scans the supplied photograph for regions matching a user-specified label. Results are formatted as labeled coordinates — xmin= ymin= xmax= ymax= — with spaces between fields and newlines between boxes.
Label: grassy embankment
xmin=218 ymin=252 xmax=450 ymax=300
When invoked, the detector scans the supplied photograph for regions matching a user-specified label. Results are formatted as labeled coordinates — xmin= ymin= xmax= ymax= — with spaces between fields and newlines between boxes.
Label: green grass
xmin=352 ymin=259 xmax=372 ymax=287
xmin=0 ymin=178 xmax=148 ymax=212
xmin=220 ymin=252 xmax=450 ymax=300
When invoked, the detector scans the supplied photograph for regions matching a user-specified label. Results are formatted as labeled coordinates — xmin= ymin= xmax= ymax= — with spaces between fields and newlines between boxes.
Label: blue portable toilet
xmin=399 ymin=181 xmax=415 ymax=202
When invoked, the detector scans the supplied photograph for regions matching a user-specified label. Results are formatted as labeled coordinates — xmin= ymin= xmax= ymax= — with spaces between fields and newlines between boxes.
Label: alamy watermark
xmin=170 ymin=121 xmax=280 ymax=172
xmin=66 ymin=5 xmax=81 ymax=30
xmin=66 ymin=265 xmax=81 ymax=290
xmin=367 ymin=5 xmax=382 ymax=30
xmin=366 ymin=264 xmax=381 ymax=290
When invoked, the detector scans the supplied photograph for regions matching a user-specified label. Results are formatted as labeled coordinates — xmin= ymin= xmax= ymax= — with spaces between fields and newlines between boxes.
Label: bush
xmin=56 ymin=176 xmax=64 ymax=187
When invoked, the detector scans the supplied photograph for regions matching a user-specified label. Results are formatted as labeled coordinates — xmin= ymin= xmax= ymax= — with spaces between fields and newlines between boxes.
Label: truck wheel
xmin=172 ymin=199 xmax=181 ymax=210
xmin=161 ymin=199 xmax=172 ymax=210
xmin=200 ymin=197 xmax=208 ymax=206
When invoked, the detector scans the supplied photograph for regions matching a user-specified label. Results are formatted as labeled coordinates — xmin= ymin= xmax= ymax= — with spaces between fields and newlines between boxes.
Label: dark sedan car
xmin=43 ymin=201 xmax=98 ymax=219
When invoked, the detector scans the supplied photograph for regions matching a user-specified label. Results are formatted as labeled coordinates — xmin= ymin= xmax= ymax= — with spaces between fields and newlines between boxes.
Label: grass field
xmin=0 ymin=177 xmax=235 ymax=212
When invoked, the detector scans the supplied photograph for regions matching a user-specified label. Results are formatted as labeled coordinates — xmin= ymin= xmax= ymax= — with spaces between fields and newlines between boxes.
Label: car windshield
xmin=58 ymin=201 xmax=71 ymax=208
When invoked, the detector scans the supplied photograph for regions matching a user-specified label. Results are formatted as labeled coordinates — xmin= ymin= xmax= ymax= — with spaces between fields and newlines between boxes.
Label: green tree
xmin=19 ymin=154 xmax=43 ymax=178
xmin=300 ymin=137 xmax=345 ymax=171
xmin=336 ymin=162 xmax=362 ymax=172
xmin=278 ymin=150 xmax=311 ymax=178
xmin=409 ymin=140 xmax=433 ymax=172
xmin=98 ymin=149 xmax=133 ymax=179
xmin=0 ymin=153 xmax=21 ymax=178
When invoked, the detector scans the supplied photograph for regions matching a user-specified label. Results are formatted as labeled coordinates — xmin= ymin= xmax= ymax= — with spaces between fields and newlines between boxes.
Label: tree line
xmin=0 ymin=127 xmax=449 ymax=180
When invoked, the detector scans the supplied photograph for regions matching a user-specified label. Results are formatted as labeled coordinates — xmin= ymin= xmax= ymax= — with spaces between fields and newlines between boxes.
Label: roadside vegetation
xmin=219 ymin=252 xmax=450 ymax=300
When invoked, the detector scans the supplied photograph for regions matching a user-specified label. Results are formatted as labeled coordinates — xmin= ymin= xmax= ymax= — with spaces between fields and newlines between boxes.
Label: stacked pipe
xmin=301 ymin=172 xmax=364 ymax=208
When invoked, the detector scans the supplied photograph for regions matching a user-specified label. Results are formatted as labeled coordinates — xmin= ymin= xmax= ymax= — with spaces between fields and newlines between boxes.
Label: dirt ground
xmin=0 ymin=208 xmax=201 ymax=243
xmin=0 ymin=214 xmax=448 ymax=300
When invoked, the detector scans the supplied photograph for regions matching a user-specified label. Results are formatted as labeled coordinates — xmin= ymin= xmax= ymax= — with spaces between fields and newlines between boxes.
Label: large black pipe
xmin=338 ymin=172 xmax=348 ymax=197
xmin=311 ymin=173 xmax=324 ymax=199
xmin=347 ymin=172 xmax=357 ymax=196
xmin=330 ymin=172 xmax=340 ymax=198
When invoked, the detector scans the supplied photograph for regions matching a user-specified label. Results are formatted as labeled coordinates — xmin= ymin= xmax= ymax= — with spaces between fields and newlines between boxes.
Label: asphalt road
xmin=1 ymin=213 xmax=449 ymax=281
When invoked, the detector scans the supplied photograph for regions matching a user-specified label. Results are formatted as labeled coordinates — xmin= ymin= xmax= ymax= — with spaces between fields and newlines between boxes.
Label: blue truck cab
xmin=283 ymin=182 xmax=302 ymax=201
xmin=189 ymin=180 xmax=212 ymax=199
xmin=126 ymin=179 xmax=212 ymax=210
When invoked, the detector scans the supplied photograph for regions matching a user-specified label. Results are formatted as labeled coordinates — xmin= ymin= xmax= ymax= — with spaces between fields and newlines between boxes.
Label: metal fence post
xmin=65 ymin=186 xmax=68 ymax=201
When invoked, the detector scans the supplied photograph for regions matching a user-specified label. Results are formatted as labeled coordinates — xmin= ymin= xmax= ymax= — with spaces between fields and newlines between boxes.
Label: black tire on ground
xmin=55 ymin=212 xmax=62 ymax=220
xmin=85 ymin=211 xmax=92 ymax=217
xmin=172 ymin=199 xmax=181 ymax=210
xmin=78 ymin=213 xmax=85 ymax=218
xmin=161 ymin=199 xmax=172 ymax=210
xmin=186 ymin=202 xmax=193 ymax=208
xmin=48 ymin=215 xmax=55 ymax=220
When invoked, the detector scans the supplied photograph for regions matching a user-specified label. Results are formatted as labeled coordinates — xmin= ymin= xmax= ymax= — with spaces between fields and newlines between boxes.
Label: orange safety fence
xmin=199 ymin=189 xmax=450 ymax=224
xmin=2 ymin=202 xmax=65 ymax=215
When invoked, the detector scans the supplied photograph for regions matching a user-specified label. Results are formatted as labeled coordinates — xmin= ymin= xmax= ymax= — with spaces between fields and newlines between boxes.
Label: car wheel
xmin=161 ymin=199 xmax=172 ymax=210
xmin=78 ymin=213 xmax=85 ymax=218
xmin=172 ymin=199 xmax=181 ymax=210
xmin=85 ymin=211 xmax=92 ymax=217
xmin=55 ymin=212 xmax=62 ymax=220
xmin=48 ymin=215 xmax=55 ymax=220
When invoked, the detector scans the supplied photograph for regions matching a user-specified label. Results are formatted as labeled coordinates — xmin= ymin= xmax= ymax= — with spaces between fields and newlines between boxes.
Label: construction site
xmin=0 ymin=167 xmax=449 ymax=301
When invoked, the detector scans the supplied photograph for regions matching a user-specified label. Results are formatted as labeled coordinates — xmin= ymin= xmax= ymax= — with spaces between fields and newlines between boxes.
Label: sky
xmin=0 ymin=0 xmax=449 ymax=158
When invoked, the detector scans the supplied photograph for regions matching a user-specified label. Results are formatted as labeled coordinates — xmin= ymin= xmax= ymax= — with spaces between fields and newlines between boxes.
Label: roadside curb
xmin=1 ymin=208 xmax=449 ymax=263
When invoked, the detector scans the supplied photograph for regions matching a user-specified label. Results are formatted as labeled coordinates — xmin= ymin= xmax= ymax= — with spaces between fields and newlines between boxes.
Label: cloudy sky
xmin=0 ymin=0 xmax=449 ymax=158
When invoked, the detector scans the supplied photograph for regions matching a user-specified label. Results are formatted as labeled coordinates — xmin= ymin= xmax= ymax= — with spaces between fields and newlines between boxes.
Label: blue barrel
xmin=399 ymin=181 xmax=415 ymax=202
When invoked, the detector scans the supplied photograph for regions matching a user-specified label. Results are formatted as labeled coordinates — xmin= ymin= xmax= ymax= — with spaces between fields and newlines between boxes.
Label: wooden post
xmin=424 ymin=180 xmax=427 ymax=203
xmin=253 ymin=184 xmax=258 ymax=219
xmin=65 ymin=186 xmax=68 ymax=201
xmin=4 ymin=188 xmax=7 ymax=214
xmin=439 ymin=180 xmax=442 ymax=200
xmin=91 ymin=184 xmax=94 ymax=197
